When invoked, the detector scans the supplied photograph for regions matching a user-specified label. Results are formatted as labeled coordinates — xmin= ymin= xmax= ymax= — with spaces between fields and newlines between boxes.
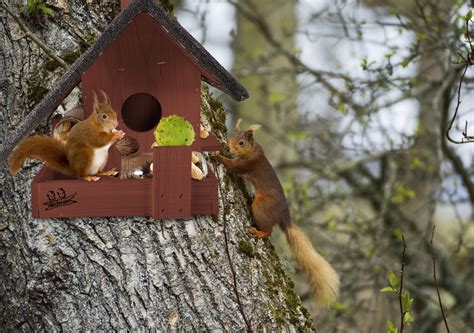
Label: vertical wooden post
xmin=152 ymin=146 xmax=192 ymax=219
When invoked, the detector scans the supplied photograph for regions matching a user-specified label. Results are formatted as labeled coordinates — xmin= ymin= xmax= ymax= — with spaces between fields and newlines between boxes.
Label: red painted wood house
xmin=1 ymin=0 xmax=248 ymax=219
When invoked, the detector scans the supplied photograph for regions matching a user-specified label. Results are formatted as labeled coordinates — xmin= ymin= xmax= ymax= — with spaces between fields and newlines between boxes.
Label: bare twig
xmin=430 ymin=225 xmax=450 ymax=333
xmin=446 ymin=20 xmax=473 ymax=144
xmin=0 ymin=1 xmax=68 ymax=69
xmin=399 ymin=235 xmax=407 ymax=333
xmin=446 ymin=64 xmax=471 ymax=143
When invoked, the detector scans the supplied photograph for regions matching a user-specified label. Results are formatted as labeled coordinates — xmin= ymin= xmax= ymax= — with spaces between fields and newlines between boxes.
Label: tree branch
xmin=430 ymin=225 xmax=450 ymax=333
xmin=0 ymin=1 xmax=68 ymax=69
xmin=399 ymin=236 xmax=407 ymax=333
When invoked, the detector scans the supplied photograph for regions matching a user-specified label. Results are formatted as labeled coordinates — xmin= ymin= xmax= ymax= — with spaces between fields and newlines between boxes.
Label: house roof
xmin=0 ymin=0 xmax=248 ymax=162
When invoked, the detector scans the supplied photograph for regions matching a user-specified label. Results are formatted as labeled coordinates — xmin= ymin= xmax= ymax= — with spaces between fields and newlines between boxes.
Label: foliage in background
xmin=181 ymin=0 xmax=474 ymax=331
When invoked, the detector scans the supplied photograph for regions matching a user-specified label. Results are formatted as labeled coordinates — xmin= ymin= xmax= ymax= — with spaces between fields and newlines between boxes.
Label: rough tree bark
xmin=0 ymin=2 xmax=313 ymax=331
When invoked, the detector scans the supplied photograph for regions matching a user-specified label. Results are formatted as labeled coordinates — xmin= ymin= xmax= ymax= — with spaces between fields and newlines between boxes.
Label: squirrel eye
xmin=238 ymin=140 xmax=245 ymax=146
xmin=102 ymin=114 xmax=108 ymax=120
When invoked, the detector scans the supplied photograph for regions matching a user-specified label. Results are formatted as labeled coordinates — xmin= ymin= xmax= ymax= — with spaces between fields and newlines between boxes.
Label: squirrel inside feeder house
xmin=215 ymin=119 xmax=340 ymax=306
xmin=9 ymin=91 xmax=125 ymax=181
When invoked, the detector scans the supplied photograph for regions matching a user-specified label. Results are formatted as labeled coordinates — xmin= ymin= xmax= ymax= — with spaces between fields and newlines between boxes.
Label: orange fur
xmin=217 ymin=124 xmax=340 ymax=306
xmin=8 ymin=91 xmax=123 ymax=180
xmin=9 ymin=136 xmax=71 ymax=175
xmin=285 ymin=224 xmax=340 ymax=305
xmin=253 ymin=193 xmax=269 ymax=205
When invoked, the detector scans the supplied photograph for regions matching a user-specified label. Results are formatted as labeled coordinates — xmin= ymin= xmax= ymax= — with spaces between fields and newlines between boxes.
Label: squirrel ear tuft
xmin=247 ymin=124 xmax=261 ymax=132
xmin=100 ymin=89 xmax=111 ymax=105
xmin=235 ymin=118 xmax=242 ymax=132
xmin=92 ymin=91 xmax=99 ymax=113
xmin=244 ymin=130 xmax=254 ymax=139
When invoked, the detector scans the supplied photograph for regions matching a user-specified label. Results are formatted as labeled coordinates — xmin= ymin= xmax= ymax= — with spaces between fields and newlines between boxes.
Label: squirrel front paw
xmin=113 ymin=130 xmax=126 ymax=139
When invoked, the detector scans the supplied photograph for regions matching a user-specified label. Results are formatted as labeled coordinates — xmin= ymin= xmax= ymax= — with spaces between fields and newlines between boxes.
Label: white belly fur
xmin=88 ymin=143 xmax=112 ymax=175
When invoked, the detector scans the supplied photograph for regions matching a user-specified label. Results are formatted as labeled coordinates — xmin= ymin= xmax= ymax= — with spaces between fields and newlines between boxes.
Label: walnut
xmin=115 ymin=136 xmax=139 ymax=156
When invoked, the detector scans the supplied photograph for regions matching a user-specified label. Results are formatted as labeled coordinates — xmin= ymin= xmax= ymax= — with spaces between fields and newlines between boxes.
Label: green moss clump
xmin=44 ymin=59 xmax=61 ymax=72
xmin=159 ymin=0 xmax=174 ymax=14
xmin=43 ymin=50 xmax=82 ymax=72
xmin=200 ymin=84 xmax=228 ymax=136
xmin=79 ymin=36 xmax=96 ymax=51
xmin=260 ymin=245 xmax=314 ymax=331
xmin=27 ymin=85 xmax=49 ymax=106
xmin=62 ymin=50 xmax=81 ymax=64
xmin=237 ymin=240 xmax=255 ymax=258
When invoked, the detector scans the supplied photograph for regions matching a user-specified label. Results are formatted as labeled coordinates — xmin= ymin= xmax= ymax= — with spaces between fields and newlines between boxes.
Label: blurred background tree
xmin=179 ymin=0 xmax=473 ymax=331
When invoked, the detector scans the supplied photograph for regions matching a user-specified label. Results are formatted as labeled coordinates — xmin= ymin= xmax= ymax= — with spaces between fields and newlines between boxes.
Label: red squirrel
xmin=9 ymin=91 xmax=125 ymax=181
xmin=216 ymin=119 xmax=340 ymax=306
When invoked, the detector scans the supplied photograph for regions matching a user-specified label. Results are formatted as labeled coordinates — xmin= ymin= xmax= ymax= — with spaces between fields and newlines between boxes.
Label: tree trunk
xmin=360 ymin=1 xmax=454 ymax=332
xmin=0 ymin=2 xmax=313 ymax=331
xmin=232 ymin=0 xmax=299 ymax=165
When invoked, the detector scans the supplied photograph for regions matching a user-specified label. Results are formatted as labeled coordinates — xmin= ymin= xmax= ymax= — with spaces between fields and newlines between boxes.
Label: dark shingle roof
xmin=0 ymin=0 xmax=248 ymax=162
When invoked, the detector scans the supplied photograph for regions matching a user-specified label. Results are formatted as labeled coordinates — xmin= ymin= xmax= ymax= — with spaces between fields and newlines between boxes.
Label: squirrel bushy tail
xmin=9 ymin=136 xmax=71 ymax=176
xmin=284 ymin=223 xmax=340 ymax=306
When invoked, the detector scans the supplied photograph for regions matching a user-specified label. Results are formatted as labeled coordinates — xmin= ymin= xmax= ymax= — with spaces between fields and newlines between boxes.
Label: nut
xmin=115 ymin=136 xmax=140 ymax=156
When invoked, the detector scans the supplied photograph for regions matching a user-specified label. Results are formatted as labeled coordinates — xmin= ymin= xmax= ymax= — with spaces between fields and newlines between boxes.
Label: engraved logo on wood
xmin=43 ymin=188 xmax=77 ymax=210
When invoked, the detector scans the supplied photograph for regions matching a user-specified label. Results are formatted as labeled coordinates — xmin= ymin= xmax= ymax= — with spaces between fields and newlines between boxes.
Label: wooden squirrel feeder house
xmin=2 ymin=0 xmax=248 ymax=219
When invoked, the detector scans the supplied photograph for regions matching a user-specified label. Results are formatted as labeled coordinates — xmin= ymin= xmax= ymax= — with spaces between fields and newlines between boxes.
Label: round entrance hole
xmin=121 ymin=93 xmax=162 ymax=132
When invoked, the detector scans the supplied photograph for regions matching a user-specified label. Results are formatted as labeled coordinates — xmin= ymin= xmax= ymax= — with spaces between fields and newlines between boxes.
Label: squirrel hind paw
xmin=83 ymin=176 xmax=100 ymax=182
xmin=248 ymin=227 xmax=271 ymax=238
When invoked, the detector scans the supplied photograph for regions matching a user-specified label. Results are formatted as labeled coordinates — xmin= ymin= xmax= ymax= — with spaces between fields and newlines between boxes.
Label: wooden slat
xmin=191 ymin=170 xmax=218 ymax=216
xmin=35 ymin=174 xmax=152 ymax=218
xmin=199 ymin=134 xmax=222 ymax=152
xmin=153 ymin=146 xmax=192 ymax=219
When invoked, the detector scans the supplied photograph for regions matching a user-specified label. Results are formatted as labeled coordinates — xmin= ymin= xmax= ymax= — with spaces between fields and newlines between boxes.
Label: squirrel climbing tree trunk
xmin=0 ymin=2 xmax=313 ymax=331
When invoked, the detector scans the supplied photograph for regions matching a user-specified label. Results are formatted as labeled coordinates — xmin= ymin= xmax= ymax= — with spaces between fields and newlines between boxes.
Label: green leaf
xmin=415 ymin=32 xmax=426 ymax=41
xmin=402 ymin=290 xmax=414 ymax=311
xmin=401 ymin=59 xmax=410 ymax=68
xmin=293 ymin=48 xmax=302 ymax=57
xmin=403 ymin=311 xmax=415 ymax=325
xmin=380 ymin=287 xmax=396 ymax=293
xmin=389 ymin=271 xmax=400 ymax=290
xmin=466 ymin=10 xmax=472 ymax=22
xmin=269 ymin=91 xmax=284 ymax=104
xmin=361 ymin=57 xmax=376 ymax=70
xmin=386 ymin=320 xmax=398 ymax=333
xmin=410 ymin=157 xmax=423 ymax=170
xmin=364 ymin=244 xmax=376 ymax=258
xmin=392 ymin=228 xmax=403 ymax=241
xmin=40 ymin=6 xmax=54 ymax=15
xmin=338 ymin=102 xmax=348 ymax=113
xmin=331 ymin=302 xmax=348 ymax=313
xmin=287 ymin=131 xmax=308 ymax=141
